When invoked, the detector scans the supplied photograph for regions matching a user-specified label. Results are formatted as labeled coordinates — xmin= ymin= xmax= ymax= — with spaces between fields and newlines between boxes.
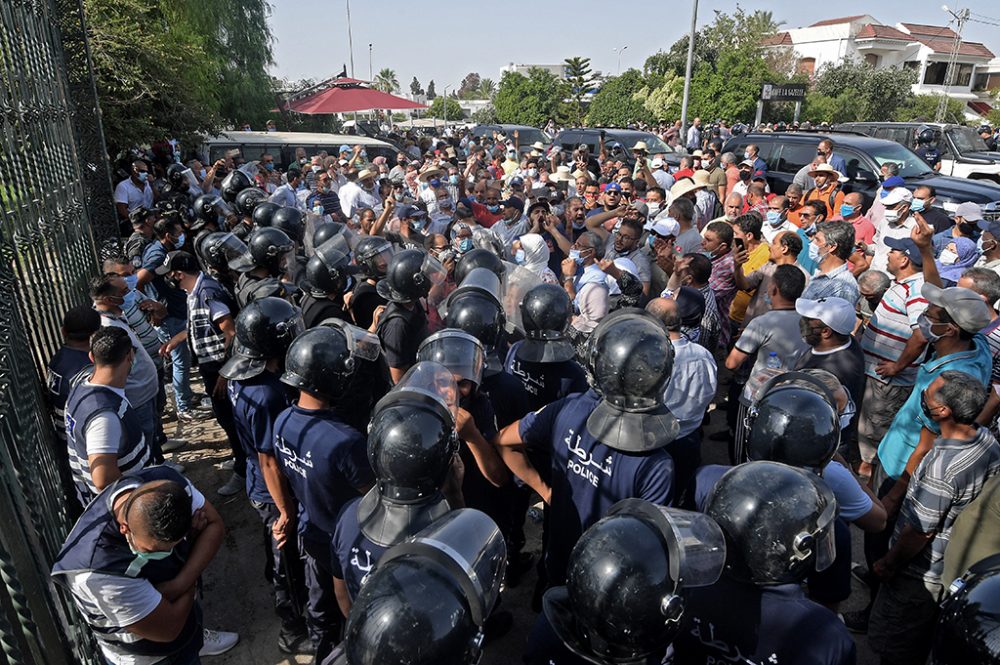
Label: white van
xmin=198 ymin=131 xmax=400 ymax=170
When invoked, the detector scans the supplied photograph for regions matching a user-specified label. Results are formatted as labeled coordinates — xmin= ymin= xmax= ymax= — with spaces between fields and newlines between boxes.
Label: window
xmin=974 ymin=72 xmax=989 ymax=91
xmin=774 ymin=142 xmax=819 ymax=174
xmin=953 ymin=63 xmax=973 ymax=87
xmin=838 ymin=149 xmax=877 ymax=181
xmin=924 ymin=62 xmax=947 ymax=85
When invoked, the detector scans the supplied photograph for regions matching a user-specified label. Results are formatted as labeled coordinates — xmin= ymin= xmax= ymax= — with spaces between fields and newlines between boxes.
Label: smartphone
xmin=734 ymin=237 xmax=746 ymax=252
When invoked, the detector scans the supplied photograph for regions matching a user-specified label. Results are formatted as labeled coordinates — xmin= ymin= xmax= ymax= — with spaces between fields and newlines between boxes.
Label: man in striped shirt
xmin=64 ymin=327 xmax=151 ymax=504
xmin=858 ymin=237 xmax=928 ymax=476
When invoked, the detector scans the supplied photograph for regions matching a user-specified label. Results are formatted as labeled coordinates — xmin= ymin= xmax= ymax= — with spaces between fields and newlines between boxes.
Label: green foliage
xmin=471 ymin=105 xmax=498 ymax=124
xmin=427 ymin=97 xmax=463 ymax=120
xmin=895 ymin=94 xmax=966 ymax=124
xmin=813 ymin=61 xmax=916 ymax=121
xmin=457 ymin=72 xmax=481 ymax=99
xmin=477 ymin=78 xmax=497 ymax=99
xmin=83 ymin=0 xmax=274 ymax=151
xmin=801 ymin=92 xmax=857 ymax=124
xmin=633 ymin=73 xmax=684 ymax=121
xmin=563 ymin=56 xmax=594 ymax=127
xmin=373 ymin=68 xmax=399 ymax=93
xmin=688 ymin=49 xmax=775 ymax=122
xmin=586 ymin=69 xmax=652 ymax=127
xmin=494 ymin=69 xmax=566 ymax=127
xmin=426 ymin=80 xmax=437 ymax=99
xmin=409 ymin=76 xmax=424 ymax=96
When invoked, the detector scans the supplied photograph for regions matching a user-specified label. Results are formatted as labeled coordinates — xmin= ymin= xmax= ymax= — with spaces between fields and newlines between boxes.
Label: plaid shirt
xmin=708 ymin=252 xmax=736 ymax=347
xmin=802 ymin=261 xmax=860 ymax=306
xmin=697 ymin=285 xmax=722 ymax=352
xmin=896 ymin=426 xmax=1000 ymax=584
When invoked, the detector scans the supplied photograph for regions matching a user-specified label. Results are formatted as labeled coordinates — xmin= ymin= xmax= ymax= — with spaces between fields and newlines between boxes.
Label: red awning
xmin=968 ymin=100 xmax=993 ymax=116
xmin=281 ymin=79 xmax=426 ymax=115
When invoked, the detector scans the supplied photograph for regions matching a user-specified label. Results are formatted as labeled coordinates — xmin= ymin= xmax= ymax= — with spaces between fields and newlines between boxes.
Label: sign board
xmin=760 ymin=83 xmax=807 ymax=102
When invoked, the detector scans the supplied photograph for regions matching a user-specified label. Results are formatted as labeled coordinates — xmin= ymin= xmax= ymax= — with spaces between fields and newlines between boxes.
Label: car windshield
xmin=949 ymin=125 xmax=989 ymax=153
xmin=614 ymin=133 xmax=670 ymax=154
xmin=515 ymin=128 xmax=551 ymax=146
xmin=866 ymin=141 xmax=936 ymax=178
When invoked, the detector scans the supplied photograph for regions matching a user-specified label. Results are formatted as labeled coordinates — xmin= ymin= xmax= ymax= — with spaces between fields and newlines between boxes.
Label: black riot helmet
xmin=281 ymin=325 xmax=362 ymax=401
xmin=166 ymin=163 xmax=188 ymax=187
xmin=236 ymin=275 xmax=299 ymax=308
xmin=252 ymin=201 xmax=281 ymax=228
xmin=917 ymin=126 xmax=937 ymax=145
xmin=443 ymin=290 xmax=506 ymax=350
xmin=312 ymin=221 xmax=347 ymax=248
xmin=417 ymin=330 xmax=486 ymax=388
xmin=517 ymin=283 xmax=576 ymax=363
xmin=198 ymin=231 xmax=254 ymax=274
xmin=744 ymin=371 xmax=840 ymax=469
xmin=220 ymin=169 xmax=253 ymax=203
xmin=193 ymin=194 xmax=232 ymax=224
xmin=235 ymin=187 xmax=269 ymax=217
xmin=304 ymin=239 xmax=355 ymax=296
xmin=221 ymin=297 xmax=304 ymax=381
xmin=376 ymin=249 xmax=447 ymax=304
xmin=354 ymin=236 xmax=394 ymax=280
xmin=584 ymin=309 xmax=678 ymax=452
xmin=343 ymin=509 xmax=507 ymax=665
xmin=271 ymin=206 xmax=305 ymax=243
xmin=454 ymin=248 xmax=505 ymax=286
xmin=247 ymin=227 xmax=294 ymax=274
xmin=545 ymin=500 xmax=726 ymax=664
xmin=706 ymin=461 xmax=837 ymax=586
xmin=933 ymin=553 xmax=1000 ymax=665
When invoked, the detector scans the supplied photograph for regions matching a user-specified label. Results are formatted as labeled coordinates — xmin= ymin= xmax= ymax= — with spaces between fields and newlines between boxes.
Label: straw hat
xmin=808 ymin=163 xmax=843 ymax=180
xmin=417 ymin=167 xmax=446 ymax=182
xmin=670 ymin=178 xmax=705 ymax=199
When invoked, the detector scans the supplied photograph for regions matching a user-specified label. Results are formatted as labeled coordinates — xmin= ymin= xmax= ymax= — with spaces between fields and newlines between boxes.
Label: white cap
xmin=881 ymin=187 xmax=913 ymax=206
xmin=795 ymin=297 xmax=856 ymax=335
xmin=613 ymin=257 xmax=639 ymax=277
xmin=650 ymin=157 xmax=665 ymax=168
xmin=646 ymin=216 xmax=680 ymax=237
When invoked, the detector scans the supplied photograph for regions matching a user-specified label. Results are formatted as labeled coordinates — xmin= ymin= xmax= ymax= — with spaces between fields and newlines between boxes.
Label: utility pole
xmin=613 ymin=45 xmax=628 ymax=74
xmin=680 ymin=0 xmax=699 ymax=146
xmin=937 ymin=6 xmax=970 ymax=122
xmin=368 ymin=43 xmax=373 ymax=82
xmin=346 ymin=0 xmax=356 ymax=77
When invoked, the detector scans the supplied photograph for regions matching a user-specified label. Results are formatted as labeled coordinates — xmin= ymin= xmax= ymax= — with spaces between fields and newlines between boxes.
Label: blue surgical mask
xmin=449 ymin=175 xmax=460 ymax=185
xmin=808 ymin=241 xmax=823 ymax=262
xmin=514 ymin=248 xmax=526 ymax=264
xmin=198 ymin=168 xmax=206 ymax=180
xmin=486 ymin=204 xmax=500 ymax=213
xmin=124 ymin=274 xmax=138 ymax=290
xmin=175 ymin=233 xmax=186 ymax=249
xmin=137 ymin=172 xmax=148 ymax=183
xmin=766 ymin=210 xmax=783 ymax=226
xmin=917 ymin=313 xmax=946 ymax=343
xmin=647 ymin=235 xmax=656 ymax=249
xmin=410 ymin=219 xmax=424 ymax=232
xmin=265 ymin=162 xmax=274 ymax=171
xmin=458 ymin=238 xmax=474 ymax=253
xmin=839 ymin=204 xmax=856 ymax=218
xmin=910 ymin=198 xmax=926 ymax=213
xmin=569 ymin=249 xmax=586 ymax=265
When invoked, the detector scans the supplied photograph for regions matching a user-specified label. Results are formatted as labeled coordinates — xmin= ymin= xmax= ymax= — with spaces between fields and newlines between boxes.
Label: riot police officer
xmin=271 ymin=325 xmax=377 ymax=660
xmin=300 ymin=239 xmax=356 ymax=327
xmin=338 ymin=509 xmax=507 ymax=665
xmin=220 ymin=168 xmax=253 ymax=204
xmin=933 ymin=553 xmax=1000 ymax=665
xmin=375 ymin=249 xmax=441 ymax=381
xmin=271 ymin=206 xmax=305 ymax=246
xmin=236 ymin=227 xmax=296 ymax=307
xmin=220 ymin=297 xmax=308 ymax=653
xmin=454 ymin=247 xmax=505 ymax=286
xmin=671 ymin=461 xmax=856 ymax=665
xmin=496 ymin=309 xmax=678 ymax=587
xmin=330 ymin=362 xmax=460 ymax=612
xmin=195 ymin=231 xmax=253 ymax=298
xmin=526 ymin=499 xmax=726 ymax=664
xmin=915 ymin=126 xmax=942 ymax=171
xmin=348 ymin=236 xmax=393 ymax=330
xmin=233 ymin=187 xmax=268 ymax=240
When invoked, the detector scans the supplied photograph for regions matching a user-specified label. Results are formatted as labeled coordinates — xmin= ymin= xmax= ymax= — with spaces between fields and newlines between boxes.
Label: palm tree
xmin=477 ymin=78 xmax=497 ymax=99
xmin=373 ymin=68 xmax=399 ymax=93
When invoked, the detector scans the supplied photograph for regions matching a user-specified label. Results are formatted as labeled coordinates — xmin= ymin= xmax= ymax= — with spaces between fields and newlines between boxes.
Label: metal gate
xmin=0 ymin=0 xmax=117 ymax=662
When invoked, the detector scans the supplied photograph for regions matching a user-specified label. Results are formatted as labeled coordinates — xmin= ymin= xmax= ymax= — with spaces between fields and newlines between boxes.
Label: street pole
xmin=368 ymin=43 xmax=373 ymax=82
xmin=346 ymin=0 xmax=356 ymax=77
xmin=680 ymin=0 xmax=699 ymax=147
xmin=613 ymin=45 xmax=628 ymax=74
xmin=937 ymin=6 xmax=970 ymax=122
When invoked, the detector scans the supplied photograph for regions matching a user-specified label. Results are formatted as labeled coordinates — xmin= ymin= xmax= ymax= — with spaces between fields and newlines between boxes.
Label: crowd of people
xmin=46 ymin=123 xmax=1000 ymax=665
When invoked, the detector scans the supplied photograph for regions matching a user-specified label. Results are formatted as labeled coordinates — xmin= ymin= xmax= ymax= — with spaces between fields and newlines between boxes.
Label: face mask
xmin=938 ymin=249 xmax=958 ymax=265
xmin=982 ymin=238 xmax=997 ymax=254
xmin=799 ymin=317 xmax=822 ymax=346
xmin=507 ymin=153 xmax=517 ymax=160
xmin=743 ymin=151 xmax=751 ymax=160
xmin=164 ymin=275 xmax=180 ymax=291
xmin=312 ymin=204 xmax=324 ymax=216
xmin=265 ymin=162 xmax=274 ymax=171
xmin=766 ymin=210 xmax=783 ymax=226
xmin=198 ymin=168 xmax=206 ymax=180
xmin=808 ymin=241 xmax=825 ymax=263
xmin=449 ymin=175 xmax=460 ymax=185
xmin=457 ymin=238 xmax=474 ymax=253
xmin=920 ymin=390 xmax=942 ymax=422
xmin=527 ymin=168 xmax=538 ymax=178
xmin=647 ymin=202 xmax=661 ymax=217
xmin=136 ymin=172 xmax=148 ymax=183
xmin=410 ymin=219 xmax=424 ymax=232
xmin=299 ymin=157 xmax=308 ymax=165
xmin=124 ymin=274 xmax=138 ymax=290
xmin=917 ymin=313 xmax=947 ymax=343
xmin=646 ymin=235 xmax=657 ymax=250
xmin=839 ymin=204 xmax=855 ymax=218
xmin=486 ymin=204 xmax=500 ymax=213
xmin=738 ymin=171 xmax=751 ymax=182
xmin=910 ymin=198 xmax=926 ymax=213
xmin=174 ymin=233 xmax=186 ymax=249
xmin=840 ymin=396 xmax=856 ymax=430
xmin=125 ymin=532 xmax=174 ymax=575
xmin=311 ymin=165 xmax=322 ymax=174
xmin=514 ymin=249 xmax=526 ymax=264
xmin=884 ymin=209 xmax=900 ymax=224
xmin=569 ymin=249 xmax=585 ymax=265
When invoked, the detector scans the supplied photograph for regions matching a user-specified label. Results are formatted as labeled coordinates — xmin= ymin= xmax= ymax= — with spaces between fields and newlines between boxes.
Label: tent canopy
xmin=281 ymin=78 xmax=426 ymax=115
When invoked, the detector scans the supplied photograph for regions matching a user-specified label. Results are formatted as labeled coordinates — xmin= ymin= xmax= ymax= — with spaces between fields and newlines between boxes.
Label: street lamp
xmin=612 ymin=45 xmax=629 ymax=74
xmin=368 ymin=43 xmax=373 ymax=82
xmin=680 ymin=0 xmax=699 ymax=147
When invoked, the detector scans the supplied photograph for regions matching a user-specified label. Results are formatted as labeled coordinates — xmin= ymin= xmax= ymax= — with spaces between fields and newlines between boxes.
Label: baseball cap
xmin=650 ymin=157 xmax=665 ymax=168
xmin=675 ymin=286 xmax=706 ymax=326
xmin=880 ymin=176 xmax=905 ymax=194
xmin=509 ymin=176 xmax=524 ymax=187
xmin=977 ymin=219 xmax=1000 ymax=237
xmin=501 ymin=197 xmax=524 ymax=214
xmin=647 ymin=217 xmax=680 ymax=237
xmin=883 ymin=237 xmax=923 ymax=266
xmin=738 ymin=159 xmax=755 ymax=168
xmin=881 ymin=187 xmax=913 ymax=207
xmin=921 ymin=283 xmax=992 ymax=332
xmin=397 ymin=204 xmax=426 ymax=220
xmin=795 ymin=297 xmax=856 ymax=335
xmin=631 ymin=201 xmax=649 ymax=218
xmin=955 ymin=202 xmax=984 ymax=222
xmin=527 ymin=198 xmax=551 ymax=215
xmin=161 ymin=250 xmax=199 ymax=274
xmin=339 ymin=145 xmax=352 ymax=154
xmin=604 ymin=182 xmax=623 ymax=193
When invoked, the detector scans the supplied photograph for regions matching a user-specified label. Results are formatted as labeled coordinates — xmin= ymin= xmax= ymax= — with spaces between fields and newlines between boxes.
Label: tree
xmin=426 ymin=80 xmax=437 ymax=100
xmin=587 ymin=69 xmax=652 ymax=127
xmin=688 ymin=48 xmax=776 ymax=122
xmin=563 ymin=56 xmax=595 ymax=127
xmin=801 ymin=92 xmax=858 ymax=124
xmin=427 ymin=97 xmax=464 ymax=120
xmin=471 ymin=105 xmax=498 ymax=123
xmin=813 ymin=60 xmax=916 ymax=121
xmin=494 ymin=69 xmax=566 ymax=126
xmin=634 ymin=73 xmax=684 ymax=121
xmin=409 ymin=76 xmax=424 ymax=96
xmin=476 ymin=78 xmax=497 ymax=99
xmin=373 ymin=68 xmax=399 ymax=93
xmin=895 ymin=94 xmax=966 ymax=124
xmin=457 ymin=72 xmax=481 ymax=99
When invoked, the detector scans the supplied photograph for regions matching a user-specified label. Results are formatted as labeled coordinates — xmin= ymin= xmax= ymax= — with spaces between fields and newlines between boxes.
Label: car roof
xmin=731 ymin=131 xmax=902 ymax=150
xmin=839 ymin=121 xmax=957 ymax=129
xmin=203 ymin=131 xmax=393 ymax=147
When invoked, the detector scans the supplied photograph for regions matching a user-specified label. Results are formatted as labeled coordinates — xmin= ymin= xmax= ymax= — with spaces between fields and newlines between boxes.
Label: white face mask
xmin=884 ymin=209 xmax=900 ymax=224
xmin=938 ymin=249 xmax=958 ymax=265
xmin=647 ymin=202 xmax=661 ymax=217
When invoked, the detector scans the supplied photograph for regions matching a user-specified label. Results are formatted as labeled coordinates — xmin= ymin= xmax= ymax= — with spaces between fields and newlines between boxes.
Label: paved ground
xmin=172 ymin=374 xmax=879 ymax=665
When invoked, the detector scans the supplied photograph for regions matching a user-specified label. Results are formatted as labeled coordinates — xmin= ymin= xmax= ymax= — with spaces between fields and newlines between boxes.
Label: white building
xmin=763 ymin=15 xmax=997 ymax=119
xmin=500 ymin=63 xmax=567 ymax=79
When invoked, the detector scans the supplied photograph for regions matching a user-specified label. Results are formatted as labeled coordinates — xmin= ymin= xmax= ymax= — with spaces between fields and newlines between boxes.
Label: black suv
xmin=470 ymin=124 xmax=552 ymax=155
xmin=554 ymin=128 xmax=682 ymax=170
xmin=722 ymin=132 xmax=1000 ymax=218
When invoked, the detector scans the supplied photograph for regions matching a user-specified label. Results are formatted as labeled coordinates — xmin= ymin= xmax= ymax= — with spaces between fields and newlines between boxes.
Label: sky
xmin=268 ymin=1 xmax=1000 ymax=91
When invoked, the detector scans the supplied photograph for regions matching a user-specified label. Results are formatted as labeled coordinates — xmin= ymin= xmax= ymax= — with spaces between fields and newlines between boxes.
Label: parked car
xmin=198 ymin=132 xmax=399 ymax=170
xmin=554 ymin=128 xmax=682 ymax=170
xmin=722 ymin=131 xmax=1000 ymax=218
xmin=470 ymin=124 xmax=552 ymax=155
xmin=834 ymin=121 xmax=1000 ymax=184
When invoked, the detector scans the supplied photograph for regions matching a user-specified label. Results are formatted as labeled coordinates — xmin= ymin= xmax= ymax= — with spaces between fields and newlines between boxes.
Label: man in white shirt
xmin=338 ymin=169 xmax=383 ymax=219
xmin=114 ymin=161 xmax=154 ymax=226
xmin=268 ymin=169 xmax=302 ymax=209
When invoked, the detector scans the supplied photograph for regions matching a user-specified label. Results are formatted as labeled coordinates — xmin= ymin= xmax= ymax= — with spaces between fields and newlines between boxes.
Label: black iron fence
xmin=0 ymin=0 xmax=117 ymax=662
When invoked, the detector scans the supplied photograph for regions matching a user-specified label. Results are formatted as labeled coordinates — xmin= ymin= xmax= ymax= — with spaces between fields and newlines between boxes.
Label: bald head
xmin=844 ymin=192 xmax=864 ymax=208
xmin=646 ymin=297 xmax=680 ymax=332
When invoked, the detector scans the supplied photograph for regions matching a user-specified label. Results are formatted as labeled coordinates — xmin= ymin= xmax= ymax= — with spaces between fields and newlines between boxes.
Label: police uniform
xmin=376 ymin=301 xmax=429 ymax=371
xmin=503 ymin=341 xmax=589 ymax=413
xmin=64 ymin=380 xmax=151 ymax=504
xmin=348 ymin=280 xmax=386 ymax=330
xmin=46 ymin=345 xmax=91 ymax=443
xmin=272 ymin=403 xmax=372 ymax=659
xmin=518 ymin=389 xmax=674 ymax=585
xmin=329 ymin=497 xmax=388 ymax=601
xmin=51 ymin=466 xmax=204 ymax=664
xmin=916 ymin=144 xmax=942 ymax=170
xmin=330 ymin=355 xmax=392 ymax=435
xmin=299 ymin=292 xmax=347 ymax=329
xmin=670 ymin=574 xmax=856 ymax=665
xmin=227 ymin=370 xmax=304 ymax=632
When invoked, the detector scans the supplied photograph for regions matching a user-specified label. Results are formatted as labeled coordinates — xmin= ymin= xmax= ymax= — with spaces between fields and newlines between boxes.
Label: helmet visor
xmin=320 ymin=319 xmax=381 ymax=364
xmin=216 ymin=232 xmax=254 ymax=272
xmin=421 ymin=253 xmax=448 ymax=287
xmin=807 ymin=480 xmax=838 ymax=572
xmin=182 ymin=167 xmax=200 ymax=190
xmin=417 ymin=330 xmax=485 ymax=387
xmin=391 ymin=361 xmax=459 ymax=422
xmin=314 ymin=237 xmax=352 ymax=268
xmin=655 ymin=506 xmax=727 ymax=589
xmin=455 ymin=267 xmax=502 ymax=306
xmin=207 ymin=195 xmax=234 ymax=219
